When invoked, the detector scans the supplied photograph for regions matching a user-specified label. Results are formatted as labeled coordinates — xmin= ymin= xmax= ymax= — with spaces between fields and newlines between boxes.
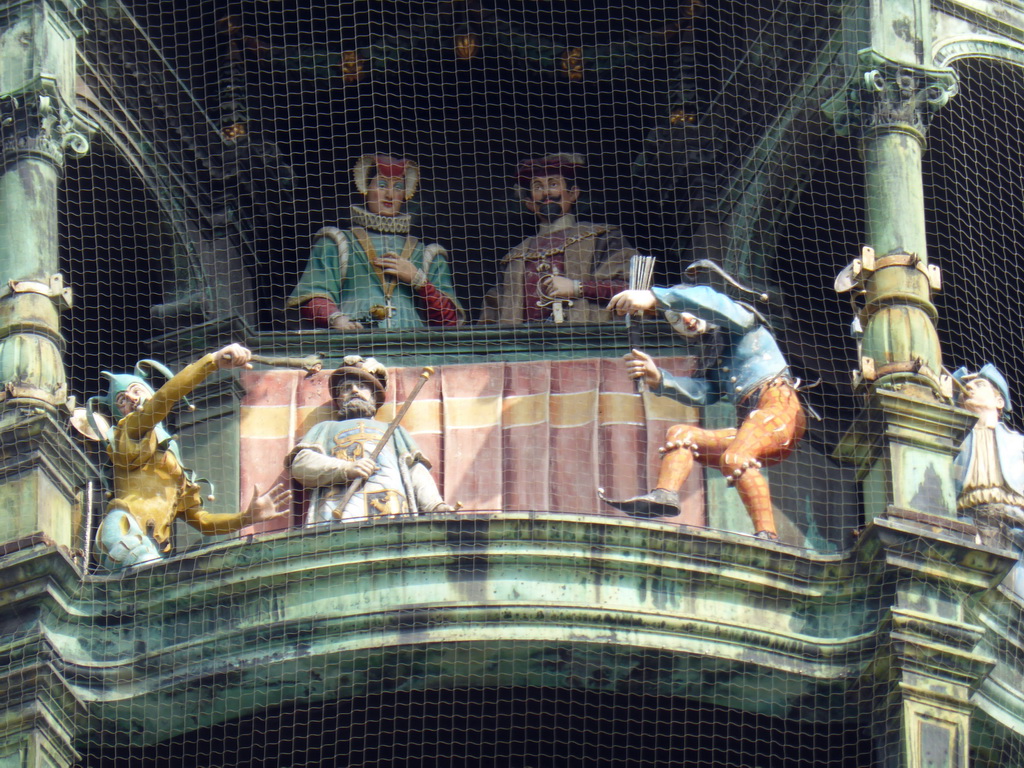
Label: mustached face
xmin=524 ymin=174 xmax=579 ymax=222
xmin=115 ymin=382 xmax=153 ymax=416
xmin=333 ymin=378 xmax=379 ymax=418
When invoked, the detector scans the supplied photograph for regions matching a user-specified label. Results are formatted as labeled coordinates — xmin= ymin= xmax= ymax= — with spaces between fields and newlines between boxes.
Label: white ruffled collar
xmin=350 ymin=204 xmax=412 ymax=234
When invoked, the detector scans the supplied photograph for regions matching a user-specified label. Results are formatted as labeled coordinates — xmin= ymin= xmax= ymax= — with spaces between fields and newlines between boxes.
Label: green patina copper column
xmin=0 ymin=0 xmax=94 ymax=546
xmin=0 ymin=2 xmax=94 ymax=766
xmin=831 ymin=3 xmax=996 ymax=767
xmin=0 ymin=1 xmax=89 ymax=412
xmin=835 ymin=51 xmax=973 ymax=526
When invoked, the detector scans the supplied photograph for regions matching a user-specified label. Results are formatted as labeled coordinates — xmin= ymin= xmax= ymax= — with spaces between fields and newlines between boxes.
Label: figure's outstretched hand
xmin=346 ymin=457 xmax=377 ymax=480
xmin=245 ymin=482 xmax=292 ymax=523
xmin=608 ymin=290 xmax=657 ymax=316
xmin=215 ymin=343 xmax=253 ymax=370
xmin=376 ymin=252 xmax=420 ymax=284
xmin=624 ymin=348 xmax=662 ymax=389
xmin=329 ymin=313 xmax=364 ymax=332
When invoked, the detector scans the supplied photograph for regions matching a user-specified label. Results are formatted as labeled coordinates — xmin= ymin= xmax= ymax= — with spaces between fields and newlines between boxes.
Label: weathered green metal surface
xmin=7 ymin=515 xmax=878 ymax=747
xmin=836 ymin=389 xmax=976 ymax=522
xmin=0 ymin=512 xmax=1017 ymax=764
xmin=245 ymin=322 xmax=692 ymax=369
xmin=0 ymin=2 xmax=93 ymax=763
xmin=0 ymin=0 xmax=94 ymax=531
xmin=1 ymin=2 xmax=1024 ymax=767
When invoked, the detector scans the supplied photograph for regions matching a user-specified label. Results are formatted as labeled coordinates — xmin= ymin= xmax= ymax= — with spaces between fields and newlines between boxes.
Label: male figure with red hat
xmin=478 ymin=154 xmax=636 ymax=324
xmin=286 ymin=355 xmax=453 ymax=522
xmin=288 ymin=155 xmax=463 ymax=330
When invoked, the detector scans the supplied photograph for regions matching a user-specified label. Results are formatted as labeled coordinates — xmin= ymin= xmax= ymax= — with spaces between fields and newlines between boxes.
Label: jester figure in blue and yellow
xmin=286 ymin=355 xmax=452 ymax=522
xmin=603 ymin=282 xmax=805 ymax=541
xmin=87 ymin=344 xmax=290 ymax=570
xmin=287 ymin=154 xmax=463 ymax=330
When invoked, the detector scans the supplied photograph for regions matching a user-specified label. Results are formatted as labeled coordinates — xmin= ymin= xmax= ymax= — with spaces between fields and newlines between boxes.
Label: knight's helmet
xmin=329 ymin=355 xmax=389 ymax=410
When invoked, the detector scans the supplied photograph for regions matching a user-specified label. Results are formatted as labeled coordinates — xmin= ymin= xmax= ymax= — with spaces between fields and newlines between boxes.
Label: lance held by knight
xmin=286 ymin=355 xmax=453 ymax=522
xmin=602 ymin=265 xmax=806 ymax=541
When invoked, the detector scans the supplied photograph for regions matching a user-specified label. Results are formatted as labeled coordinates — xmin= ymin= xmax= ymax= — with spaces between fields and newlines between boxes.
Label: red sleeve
xmin=418 ymin=282 xmax=459 ymax=327
xmin=580 ymin=279 xmax=628 ymax=302
xmin=300 ymin=296 xmax=339 ymax=328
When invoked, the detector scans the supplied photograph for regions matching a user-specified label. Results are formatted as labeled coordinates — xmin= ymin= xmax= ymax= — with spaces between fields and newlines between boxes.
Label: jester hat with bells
xmin=70 ymin=360 xmax=189 ymax=467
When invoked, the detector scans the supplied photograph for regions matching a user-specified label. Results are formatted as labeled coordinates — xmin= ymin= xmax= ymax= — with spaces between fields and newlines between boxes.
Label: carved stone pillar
xmin=856 ymin=516 xmax=1014 ymax=768
xmin=0 ymin=5 xmax=90 ymax=412
xmin=832 ymin=53 xmax=966 ymax=525
xmin=0 ymin=3 xmax=96 ymax=764
xmin=829 ymin=4 xmax=1007 ymax=765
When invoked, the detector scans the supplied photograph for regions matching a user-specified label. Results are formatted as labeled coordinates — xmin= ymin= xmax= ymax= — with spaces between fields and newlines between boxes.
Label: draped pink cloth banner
xmin=239 ymin=356 xmax=700 ymax=532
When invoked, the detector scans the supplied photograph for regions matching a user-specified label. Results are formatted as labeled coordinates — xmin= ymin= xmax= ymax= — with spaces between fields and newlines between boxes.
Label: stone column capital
xmin=825 ymin=51 xmax=959 ymax=140
xmin=1 ymin=77 xmax=93 ymax=169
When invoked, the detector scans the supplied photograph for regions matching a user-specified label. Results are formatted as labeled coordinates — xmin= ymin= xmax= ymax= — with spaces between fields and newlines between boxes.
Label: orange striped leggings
xmin=656 ymin=378 xmax=805 ymax=535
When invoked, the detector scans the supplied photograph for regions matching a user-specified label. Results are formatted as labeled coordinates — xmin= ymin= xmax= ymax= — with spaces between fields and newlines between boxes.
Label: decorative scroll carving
xmin=0 ymin=82 xmax=92 ymax=167
xmin=825 ymin=52 xmax=958 ymax=139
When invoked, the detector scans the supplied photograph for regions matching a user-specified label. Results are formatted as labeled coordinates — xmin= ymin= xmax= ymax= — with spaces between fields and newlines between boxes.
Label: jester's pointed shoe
xmin=599 ymin=487 xmax=680 ymax=518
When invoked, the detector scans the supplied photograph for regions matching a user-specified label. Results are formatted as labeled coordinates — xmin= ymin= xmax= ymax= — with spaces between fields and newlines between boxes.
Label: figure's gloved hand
xmin=376 ymin=251 xmax=420 ymax=284
xmin=245 ymin=482 xmax=293 ymax=524
xmin=328 ymin=312 xmax=364 ymax=332
xmin=607 ymin=289 xmax=656 ymax=316
xmin=539 ymin=275 xmax=580 ymax=299
xmin=215 ymin=343 xmax=253 ymax=369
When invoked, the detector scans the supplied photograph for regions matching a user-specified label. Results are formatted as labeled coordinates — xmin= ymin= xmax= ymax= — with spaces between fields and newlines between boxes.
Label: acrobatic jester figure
xmin=82 ymin=344 xmax=291 ymax=569
xmin=603 ymin=271 xmax=805 ymax=541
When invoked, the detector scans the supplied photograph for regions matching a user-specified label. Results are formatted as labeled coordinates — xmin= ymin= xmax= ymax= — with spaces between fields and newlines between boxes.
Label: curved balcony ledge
xmin=33 ymin=513 xmax=884 ymax=744
xmin=0 ymin=512 xmax=1019 ymax=748
xmin=148 ymin=319 xmax=691 ymax=368
xmin=246 ymin=322 xmax=688 ymax=367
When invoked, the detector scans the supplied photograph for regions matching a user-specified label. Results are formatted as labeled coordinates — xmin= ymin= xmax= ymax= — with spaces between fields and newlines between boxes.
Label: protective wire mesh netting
xmin=63 ymin=0 xmax=861 ymax=551
xmin=44 ymin=0 xmax=1024 ymax=765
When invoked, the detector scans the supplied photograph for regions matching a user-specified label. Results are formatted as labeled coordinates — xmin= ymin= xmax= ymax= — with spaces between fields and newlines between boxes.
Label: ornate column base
xmin=0 ymin=411 xmax=99 ymax=551
xmin=856 ymin=515 xmax=1014 ymax=767
xmin=0 ymin=545 xmax=82 ymax=768
xmin=835 ymin=388 xmax=975 ymax=523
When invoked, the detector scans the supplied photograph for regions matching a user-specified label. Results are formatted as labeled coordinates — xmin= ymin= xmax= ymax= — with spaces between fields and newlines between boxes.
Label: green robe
xmin=287 ymin=226 xmax=462 ymax=329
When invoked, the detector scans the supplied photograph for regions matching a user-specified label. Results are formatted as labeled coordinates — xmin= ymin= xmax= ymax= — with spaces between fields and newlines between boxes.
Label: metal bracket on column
xmin=855 ymin=356 xmax=950 ymax=397
xmin=3 ymin=273 xmax=73 ymax=308
xmin=836 ymin=246 xmax=941 ymax=294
